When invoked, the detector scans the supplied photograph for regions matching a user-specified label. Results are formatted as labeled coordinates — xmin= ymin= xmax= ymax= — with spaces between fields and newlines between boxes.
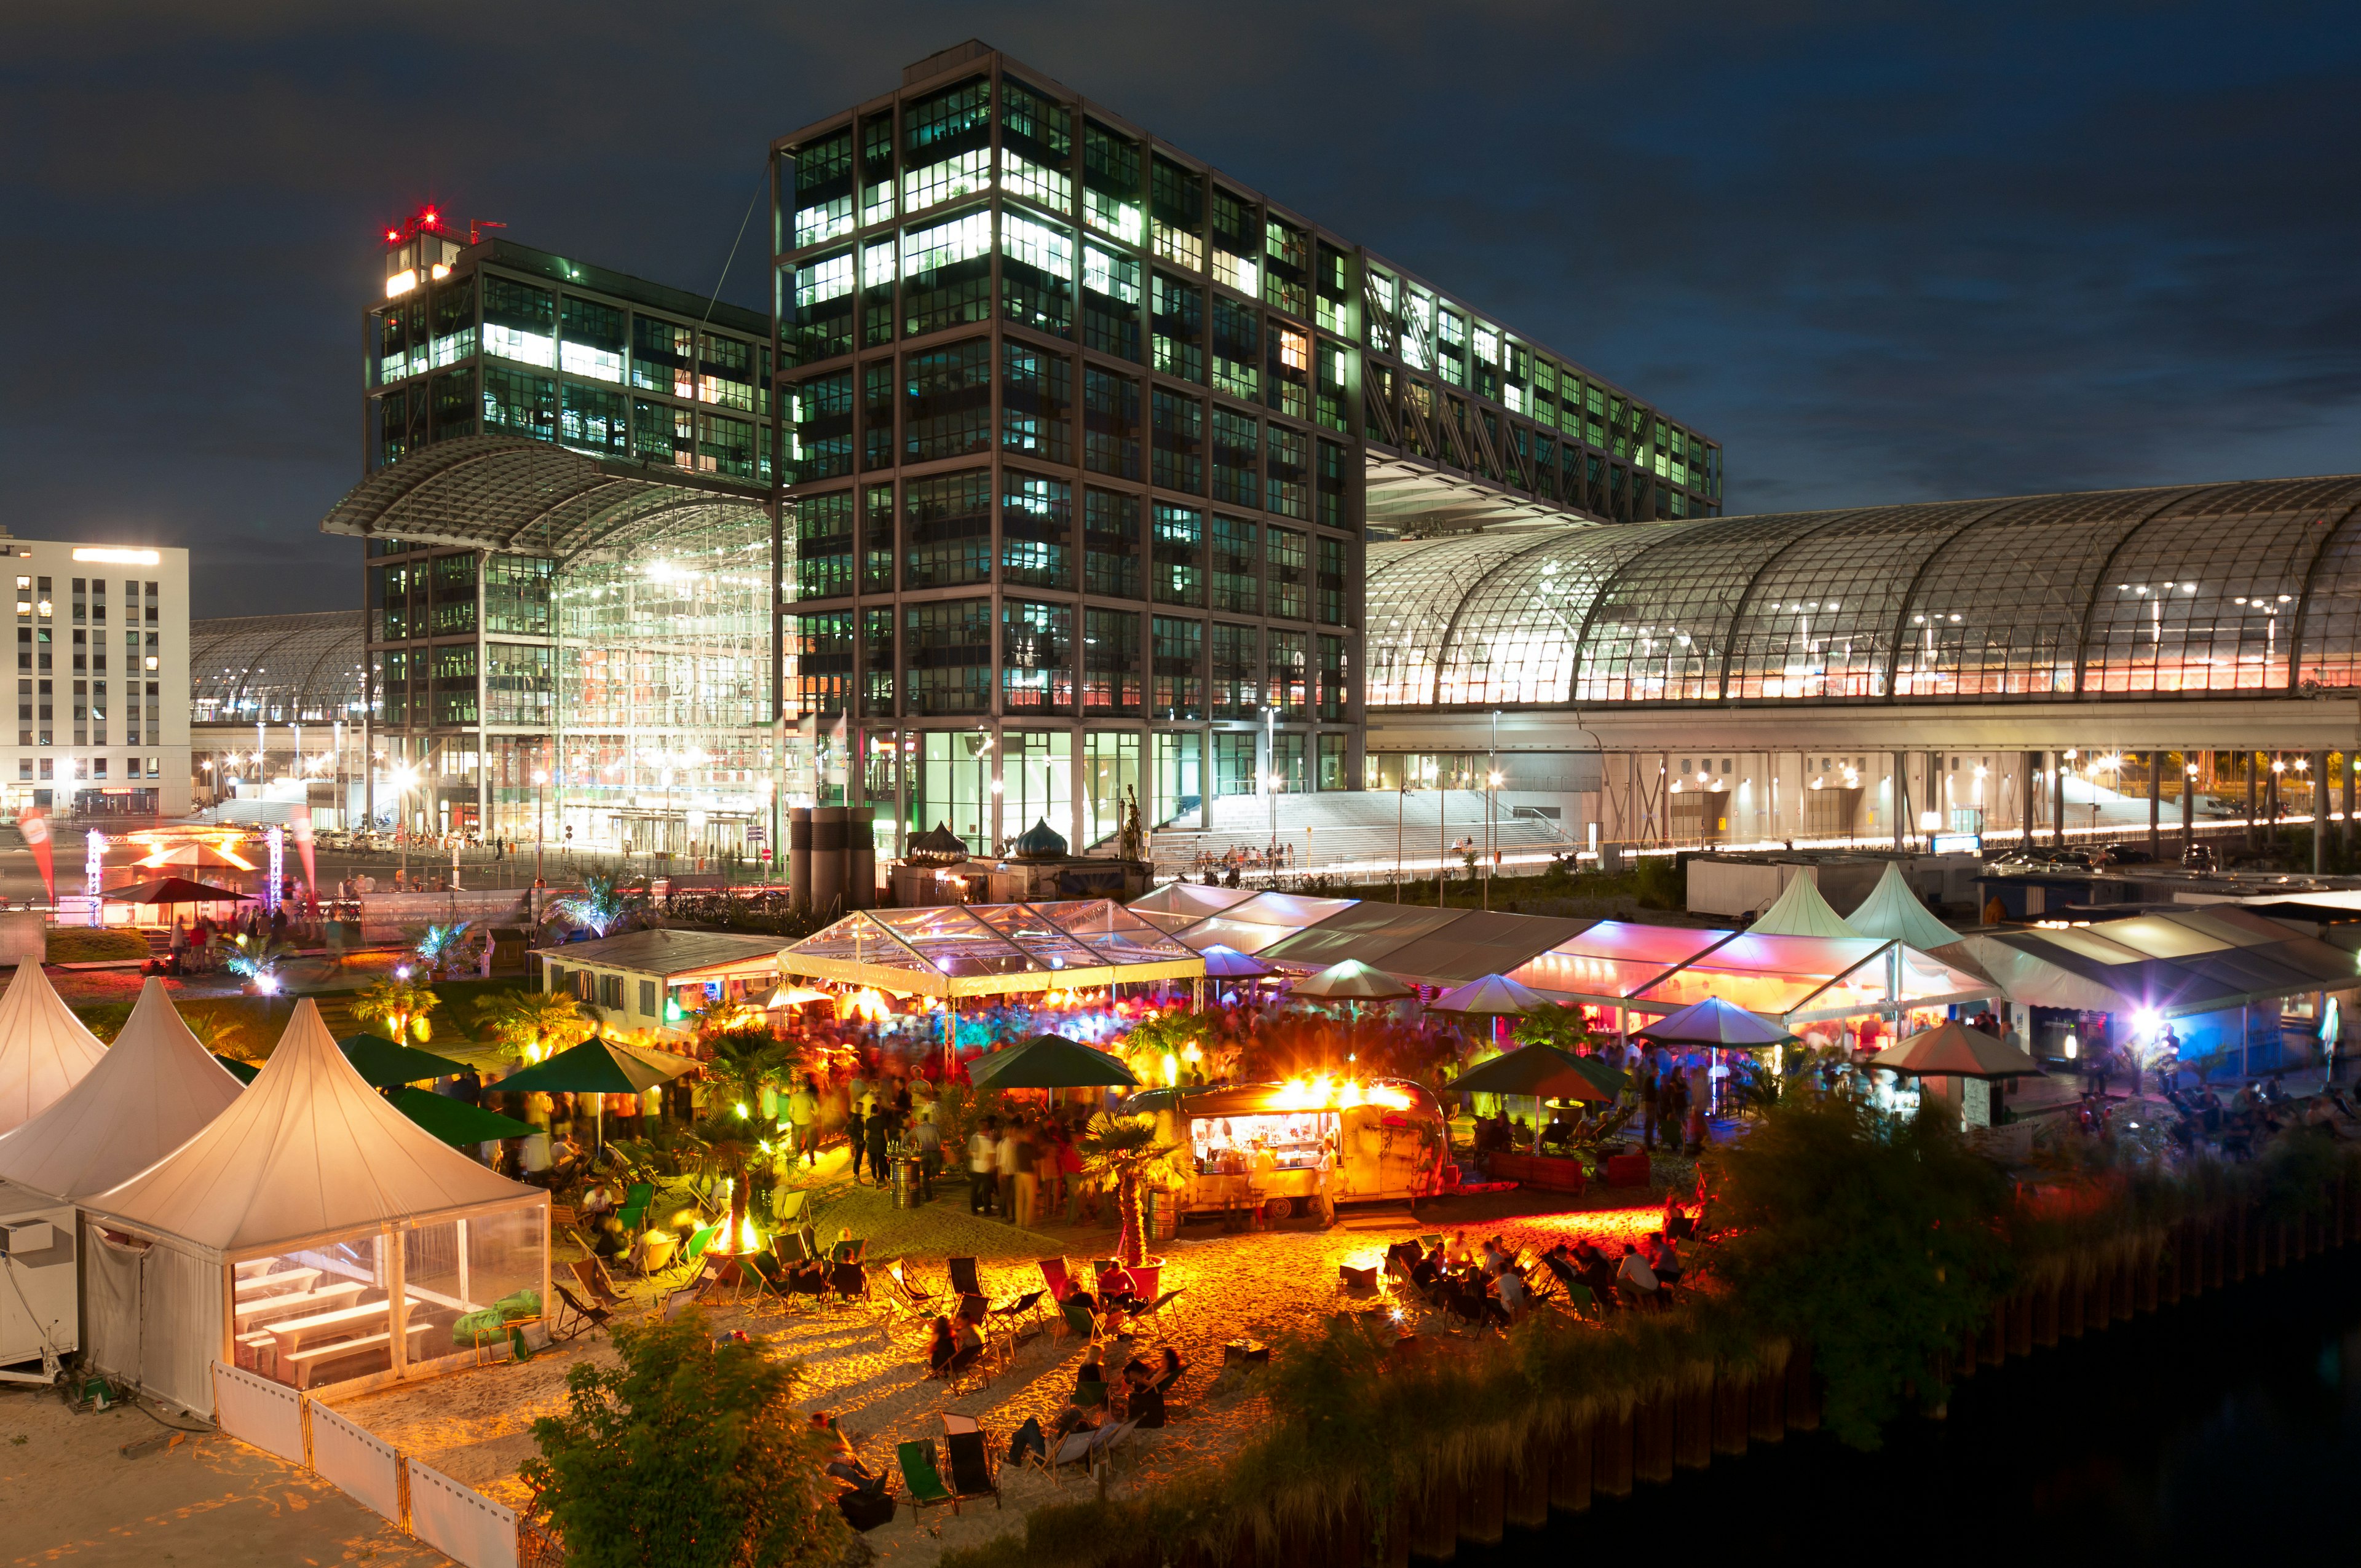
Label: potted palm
xmin=1076 ymin=1111 xmax=1181 ymax=1298
xmin=478 ymin=987 xmax=593 ymax=1064
xmin=353 ymin=974 xmax=440 ymax=1043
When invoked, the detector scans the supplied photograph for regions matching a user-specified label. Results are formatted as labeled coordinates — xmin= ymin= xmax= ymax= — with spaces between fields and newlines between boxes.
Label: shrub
xmin=45 ymin=928 xmax=149 ymax=964
xmin=1701 ymin=1093 xmax=2012 ymax=1446
xmin=523 ymin=1307 xmax=845 ymax=1568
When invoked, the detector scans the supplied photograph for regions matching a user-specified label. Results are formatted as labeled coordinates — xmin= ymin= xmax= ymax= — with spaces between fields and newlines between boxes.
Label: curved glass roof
xmin=317 ymin=434 xmax=768 ymax=564
xmin=1365 ymin=475 xmax=2361 ymax=708
xmin=190 ymin=610 xmax=368 ymax=725
xmin=780 ymin=899 xmax=1205 ymax=998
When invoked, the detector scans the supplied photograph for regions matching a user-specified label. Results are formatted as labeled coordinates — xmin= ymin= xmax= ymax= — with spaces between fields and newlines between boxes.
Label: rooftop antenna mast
xmin=468 ymin=219 xmax=506 ymax=245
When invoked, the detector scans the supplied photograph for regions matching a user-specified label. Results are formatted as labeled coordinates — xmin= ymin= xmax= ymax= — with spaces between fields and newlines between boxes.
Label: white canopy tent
xmin=1846 ymin=862 xmax=1967 ymax=951
xmin=1746 ymin=873 xmax=1863 ymax=939
xmin=0 ymin=963 xmax=107 ymax=1135
xmin=0 ymin=978 xmax=243 ymax=1200
xmin=81 ymin=999 xmax=547 ymax=1415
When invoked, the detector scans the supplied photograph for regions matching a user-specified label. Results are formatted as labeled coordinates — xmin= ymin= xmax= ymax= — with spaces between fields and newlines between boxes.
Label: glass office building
xmin=773 ymin=41 xmax=1721 ymax=857
xmin=342 ymin=219 xmax=778 ymax=851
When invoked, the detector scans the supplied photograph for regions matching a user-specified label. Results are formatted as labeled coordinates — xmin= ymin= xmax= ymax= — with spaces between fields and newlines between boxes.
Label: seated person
xmin=1540 ymin=1243 xmax=1583 ymax=1294
xmin=810 ymin=1412 xmax=882 ymax=1491
xmin=1574 ymin=1242 xmax=1621 ymax=1309
xmin=1616 ymin=1244 xmax=1661 ymax=1307
xmin=1123 ymin=1360 xmax=1168 ymax=1428
xmin=1150 ymin=1345 xmax=1187 ymax=1397
xmin=1648 ymin=1232 xmax=1683 ymax=1287
xmin=1074 ymin=1357 xmax=1105 ymax=1399
xmin=1444 ymin=1231 xmax=1474 ymax=1270
xmin=1495 ymin=1265 xmax=1530 ymax=1317
xmin=954 ymin=1315 xmax=985 ymax=1355
xmin=926 ymin=1316 xmax=959 ymax=1373
xmin=1663 ymin=1196 xmax=1695 ymax=1240
xmin=1409 ymin=1250 xmax=1443 ymax=1291
xmin=1099 ymin=1264 xmax=1145 ymax=1312
xmin=1479 ymin=1237 xmax=1511 ymax=1277
xmin=830 ymin=1227 xmax=863 ymax=1263
xmin=1050 ymin=1402 xmax=1100 ymax=1443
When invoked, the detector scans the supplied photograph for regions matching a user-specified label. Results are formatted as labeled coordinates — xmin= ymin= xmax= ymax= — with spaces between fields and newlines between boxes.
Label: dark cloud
xmin=2 ymin=1 xmax=2355 ymax=613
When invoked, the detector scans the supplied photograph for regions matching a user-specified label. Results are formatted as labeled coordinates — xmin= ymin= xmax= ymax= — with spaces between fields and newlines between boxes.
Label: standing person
xmin=1311 ymin=1137 xmax=1335 ymax=1226
xmin=863 ymin=1108 xmax=891 ymax=1196
xmin=1012 ymin=1120 xmax=1041 ymax=1230
xmin=845 ymin=1099 xmax=869 ymax=1185
xmin=786 ymin=1076 xmax=820 ymax=1168
xmin=1634 ymin=1055 xmax=1659 ymax=1151
xmin=912 ymin=1106 xmax=943 ymax=1197
xmin=967 ymin=1116 xmax=999 ymax=1216
xmin=1062 ymin=1125 xmax=1093 ymax=1225
xmin=997 ymin=1114 xmax=1026 ymax=1223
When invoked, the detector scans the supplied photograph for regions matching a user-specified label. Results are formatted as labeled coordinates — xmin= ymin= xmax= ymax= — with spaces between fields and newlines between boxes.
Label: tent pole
xmin=386 ymin=1224 xmax=407 ymax=1381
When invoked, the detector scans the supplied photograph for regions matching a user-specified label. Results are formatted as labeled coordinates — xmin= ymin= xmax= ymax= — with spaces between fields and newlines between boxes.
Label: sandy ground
xmin=334 ymin=1146 xmax=1684 ymax=1565
xmin=0 ymin=1387 xmax=443 ymax=1567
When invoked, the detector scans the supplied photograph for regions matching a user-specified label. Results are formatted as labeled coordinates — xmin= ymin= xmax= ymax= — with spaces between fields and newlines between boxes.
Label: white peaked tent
xmin=0 ymin=963 xmax=108 ymax=1135
xmin=0 ymin=979 xmax=243 ymax=1200
xmin=1748 ymin=871 xmax=1864 ymax=939
xmin=81 ymin=999 xmax=547 ymax=1415
xmin=1846 ymin=862 xmax=1966 ymax=951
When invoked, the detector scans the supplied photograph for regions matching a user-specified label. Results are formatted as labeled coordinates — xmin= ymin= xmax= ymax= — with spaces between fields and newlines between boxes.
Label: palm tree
xmin=688 ymin=1026 xmax=794 ymax=1248
xmin=181 ymin=1009 xmax=246 ymax=1057
xmin=353 ymin=976 xmax=440 ymax=1044
xmin=477 ymin=987 xmax=591 ymax=1063
xmin=216 ymin=934 xmax=299 ymax=996
xmin=1076 ymin=1112 xmax=1181 ymax=1266
xmin=551 ymin=872 xmax=639 ymax=938
xmin=413 ymin=921 xmax=473 ymax=980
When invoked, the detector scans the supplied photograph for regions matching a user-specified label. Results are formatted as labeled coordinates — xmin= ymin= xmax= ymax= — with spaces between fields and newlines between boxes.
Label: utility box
xmin=0 ymin=1196 xmax=77 ymax=1373
xmin=0 ymin=912 xmax=44 ymax=970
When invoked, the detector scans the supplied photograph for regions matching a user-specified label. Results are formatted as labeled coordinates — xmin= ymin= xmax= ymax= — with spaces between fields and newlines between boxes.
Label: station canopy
xmin=316 ymin=434 xmax=768 ymax=565
xmin=1129 ymin=892 xmax=1993 ymax=1025
xmin=780 ymin=900 xmax=1206 ymax=998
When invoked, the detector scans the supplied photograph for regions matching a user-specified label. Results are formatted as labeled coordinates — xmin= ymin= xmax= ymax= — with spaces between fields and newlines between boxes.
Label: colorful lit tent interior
xmin=0 ymin=979 xmax=243 ymax=1200
xmin=80 ymin=999 xmax=547 ymax=1415
xmin=778 ymin=900 xmax=1206 ymax=999
xmin=0 ymin=963 xmax=108 ymax=1136
xmin=1126 ymin=891 xmax=1993 ymax=1030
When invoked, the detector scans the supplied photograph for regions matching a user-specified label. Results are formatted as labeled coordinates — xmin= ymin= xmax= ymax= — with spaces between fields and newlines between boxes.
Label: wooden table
xmin=266 ymin=1298 xmax=408 ymax=1359
xmin=234 ymin=1280 xmax=364 ymax=1332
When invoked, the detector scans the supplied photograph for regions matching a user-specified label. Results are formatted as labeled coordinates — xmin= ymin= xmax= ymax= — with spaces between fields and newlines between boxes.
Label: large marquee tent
xmin=1129 ymin=886 xmax=1994 ymax=1030
xmin=0 ymin=964 xmax=107 ymax=1135
xmin=780 ymin=899 xmax=1206 ymax=998
xmin=0 ymin=979 xmax=243 ymax=1200
xmin=81 ymin=1000 xmax=546 ymax=1415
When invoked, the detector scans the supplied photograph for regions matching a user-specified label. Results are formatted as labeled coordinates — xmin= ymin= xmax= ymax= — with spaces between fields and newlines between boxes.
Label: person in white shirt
xmin=1616 ymin=1244 xmax=1660 ymax=1308
xmin=967 ymin=1119 xmax=999 ymax=1216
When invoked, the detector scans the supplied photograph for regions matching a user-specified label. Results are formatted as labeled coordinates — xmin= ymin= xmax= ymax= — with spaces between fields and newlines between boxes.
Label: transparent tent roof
xmin=780 ymin=899 xmax=1206 ymax=998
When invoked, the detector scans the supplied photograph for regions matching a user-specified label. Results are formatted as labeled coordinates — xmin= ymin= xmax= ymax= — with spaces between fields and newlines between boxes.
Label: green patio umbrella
xmin=390 ymin=1087 xmax=536 ymax=1147
xmin=213 ymin=1054 xmax=259 ymax=1084
xmin=968 ymin=1033 xmax=1142 ymax=1089
xmin=1444 ymin=1044 xmax=1627 ymax=1103
xmin=336 ymin=1032 xmax=470 ymax=1088
xmin=494 ymin=1037 xmax=698 ymax=1149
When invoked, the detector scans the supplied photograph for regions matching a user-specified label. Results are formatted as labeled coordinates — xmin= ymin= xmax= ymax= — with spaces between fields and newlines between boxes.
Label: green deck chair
xmin=897 ymin=1439 xmax=959 ymax=1523
xmin=614 ymin=1182 xmax=655 ymax=1233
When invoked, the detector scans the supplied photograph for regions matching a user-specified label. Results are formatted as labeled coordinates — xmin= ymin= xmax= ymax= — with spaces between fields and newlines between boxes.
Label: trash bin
xmin=892 ymin=1154 xmax=923 ymax=1210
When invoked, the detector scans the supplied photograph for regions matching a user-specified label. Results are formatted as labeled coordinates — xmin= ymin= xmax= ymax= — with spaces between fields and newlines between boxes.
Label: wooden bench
xmin=282 ymin=1320 xmax=433 ymax=1389
xmin=234 ymin=1281 xmax=363 ymax=1332
xmin=266 ymin=1297 xmax=411 ymax=1360
xmin=234 ymin=1267 xmax=323 ymax=1299
xmin=235 ymin=1282 xmax=363 ymax=1332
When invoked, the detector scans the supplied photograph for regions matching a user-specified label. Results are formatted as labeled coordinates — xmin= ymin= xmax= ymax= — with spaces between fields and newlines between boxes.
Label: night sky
xmin=6 ymin=2 xmax=2357 ymax=617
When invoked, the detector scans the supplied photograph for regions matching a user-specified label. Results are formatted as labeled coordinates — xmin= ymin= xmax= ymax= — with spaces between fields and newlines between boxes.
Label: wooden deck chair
xmin=943 ymin=1430 xmax=1000 ymax=1510
xmin=571 ymin=1256 xmax=627 ymax=1312
xmin=880 ymin=1259 xmax=944 ymax=1330
xmin=1128 ymin=1289 xmax=1184 ymax=1334
xmin=1054 ymin=1296 xmax=1104 ymax=1347
xmin=613 ymin=1182 xmax=655 ymax=1234
xmin=896 ymin=1440 xmax=960 ymax=1523
xmin=1037 ymin=1256 xmax=1074 ymax=1301
xmin=772 ymin=1188 xmax=810 ymax=1228
xmin=947 ymin=1256 xmax=985 ymax=1298
xmin=550 ymin=1280 xmax=611 ymax=1342
xmin=988 ymin=1289 xmax=1046 ymax=1339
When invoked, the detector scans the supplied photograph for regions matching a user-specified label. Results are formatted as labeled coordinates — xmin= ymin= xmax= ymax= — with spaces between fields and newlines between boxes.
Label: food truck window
xmin=1190 ymin=1111 xmax=1339 ymax=1174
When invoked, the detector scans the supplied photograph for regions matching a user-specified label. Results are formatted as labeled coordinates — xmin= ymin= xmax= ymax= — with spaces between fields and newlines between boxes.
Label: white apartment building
xmin=2 ymin=532 xmax=191 ymax=821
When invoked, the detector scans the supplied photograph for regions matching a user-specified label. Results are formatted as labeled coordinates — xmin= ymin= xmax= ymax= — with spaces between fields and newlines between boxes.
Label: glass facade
xmin=360 ymin=229 xmax=777 ymax=849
